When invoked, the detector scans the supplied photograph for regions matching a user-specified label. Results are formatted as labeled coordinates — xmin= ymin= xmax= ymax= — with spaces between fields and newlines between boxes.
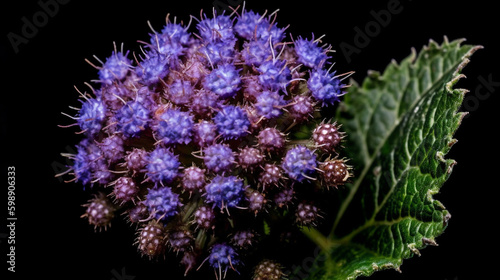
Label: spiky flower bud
xmin=193 ymin=205 xmax=216 ymax=230
xmin=112 ymin=176 xmax=139 ymax=205
xmin=253 ymin=260 xmax=286 ymax=280
xmin=231 ymin=230 xmax=256 ymax=249
xmin=98 ymin=134 xmax=125 ymax=164
xmin=295 ymin=202 xmax=320 ymax=226
xmin=137 ymin=220 xmax=166 ymax=258
xmin=127 ymin=202 xmax=149 ymax=224
xmin=238 ymin=147 xmax=264 ymax=171
xmin=257 ymin=127 xmax=286 ymax=153
xmin=259 ymin=163 xmax=283 ymax=188
xmin=167 ymin=228 xmax=193 ymax=253
xmin=247 ymin=189 xmax=267 ymax=215
xmin=320 ymin=158 xmax=351 ymax=188
xmin=181 ymin=166 xmax=206 ymax=194
xmin=312 ymin=122 xmax=344 ymax=153
xmin=125 ymin=148 xmax=148 ymax=175
xmin=82 ymin=193 xmax=115 ymax=230
xmin=289 ymin=94 xmax=315 ymax=122
xmin=274 ymin=186 xmax=294 ymax=208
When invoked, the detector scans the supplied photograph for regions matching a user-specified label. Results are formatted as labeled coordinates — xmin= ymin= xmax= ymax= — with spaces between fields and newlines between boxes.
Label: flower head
xmin=145 ymin=186 xmax=181 ymax=221
xmin=136 ymin=52 xmax=170 ymax=86
xmin=255 ymin=90 xmax=287 ymax=119
xmin=146 ymin=147 xmax=181 ymax=184
xmin=213 ymin=105 xmax=250 ymax=140
xmin=204 ymin=63 xmax=241 ymax=99
xmin=207 ymin=243 xmax=240 ymax=278
xmin=77 ymin=98 xmax=106 ymax=136
xmin=155 ymin=108 xmax=194 ymax=145
xmin=98 ymin=51 xmax=131 ymax=84
xmin=116 ymin=101 xmax=150 ymax=137
xmin=203 ymin=144 xmax=235 ymax=173
xmin=61 ymin=6 xmax=353 ymax=279
xmin=282 ymin=145 xmax=317 ymax=182
xmin=294 ymin=36 xmax=330 ymax=69
xmin=308 ymin=68 xmax=344 ymax=106
xmin=205 ymin=175 xmax=246 ymax=210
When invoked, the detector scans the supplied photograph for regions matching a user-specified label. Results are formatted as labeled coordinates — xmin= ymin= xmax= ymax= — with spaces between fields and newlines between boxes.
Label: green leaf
xmin=302 ymin=38 xmax=482 ymax=280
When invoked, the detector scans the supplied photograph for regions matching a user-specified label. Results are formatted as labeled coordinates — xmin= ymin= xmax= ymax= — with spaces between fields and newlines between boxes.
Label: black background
xmin=1 ymin=0 xmax=499 ymax=279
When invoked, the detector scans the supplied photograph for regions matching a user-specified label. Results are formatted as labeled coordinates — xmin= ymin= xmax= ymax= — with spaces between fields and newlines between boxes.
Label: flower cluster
xmin=59 ymin=6 xmax=352 ymax=280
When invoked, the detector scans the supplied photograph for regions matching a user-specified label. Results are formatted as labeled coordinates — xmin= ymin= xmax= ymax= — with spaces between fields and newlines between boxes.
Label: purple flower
xmin=167 ymin=80 xmax=194 ymax=105
xmin=136 ymin=52 xmax=170 ymax=86
xmin=146 ymin=147 xmax=181 ymax=184
xmin=72 ymin=139 xmax=96 ymax=185
xmin=203 ymin=64 xmax=241 ymax=99
xmin=73 ymin=139 xmax=114 ymax=186
xmin=255 ymin=90 xmax=287 ymax=119
xmin=60 ymin=6 xmax=355 ymax=277
xmin=208 ymin=243 xmax=240 ymax=276
xmin=213 ymin=105 xmax=250 ymax=140
xmin=182 ymin=166 xmax=206 ymax=193
xmin=234 ymin=10 xmax=262 ymax=40
xmin=99 ymin=84 xmax=134 ymax=111
xmin=151 ymin=23 xmax=190 ymax=58
xmin=201 ymin=41 xmax=236 ymax=65
xmin=197 ymin=14 xmax=235 ymax=43
xmin=205 ymin=175 xmax=245 ymax=209
xmin=294 ymin=36 xmax=329 ymax=69
xmin=193 ymin=121 xmax=217 ymax=147
xmin=145 ymin=186 xmax=181 ymax=221
xmin=155 ymin=108 xmax=194 ymax=145
xmin=98 ymin=51 xmax=131 ymax=85
xmin=77 ymin=98 xmax=106 ymax=136
xmin=203 ymin=144 xmax=235 ymax=173
xmin=241 ymin=40 xmax=272 ymax=66
xmin=282 ymin=145 xmax=317 ymax=182
xmin=159 ymin=22 xmax=191 ymax=45
xmin=258 ymin=59 xmax=292 ymax=92
xmin=190 ymin=89 xmax=220 ymax=118
xmin=289 ymin=94 xmax=315 ymax=122
xmin=235 ymin=10 xmax=285 ymax=43
xmin=116 ymin=101 xmax=150 ymax=137
xmin=98 ymin=134 xmax=125 ymax=164
xmin=125 ymin=148 xmax=148 ymax=174
xmin=308 ymin=69 xmax=343 ymax=106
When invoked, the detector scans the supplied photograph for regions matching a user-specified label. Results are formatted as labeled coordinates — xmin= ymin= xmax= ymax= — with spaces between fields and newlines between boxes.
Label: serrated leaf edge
xmin=312 ymin=38 xmax=482 ymax=280
xmin=331 ymin=38 xmax=482 ymax=238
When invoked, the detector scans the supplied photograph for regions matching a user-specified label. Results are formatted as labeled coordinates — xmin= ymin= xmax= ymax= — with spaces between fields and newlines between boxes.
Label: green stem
xmin=300 ymin=227 xmax=333 ymax=251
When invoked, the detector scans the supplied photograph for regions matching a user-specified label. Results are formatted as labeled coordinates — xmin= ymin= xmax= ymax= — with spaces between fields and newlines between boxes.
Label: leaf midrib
xmin=329 ymin=56 xmax=460 ymax=239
